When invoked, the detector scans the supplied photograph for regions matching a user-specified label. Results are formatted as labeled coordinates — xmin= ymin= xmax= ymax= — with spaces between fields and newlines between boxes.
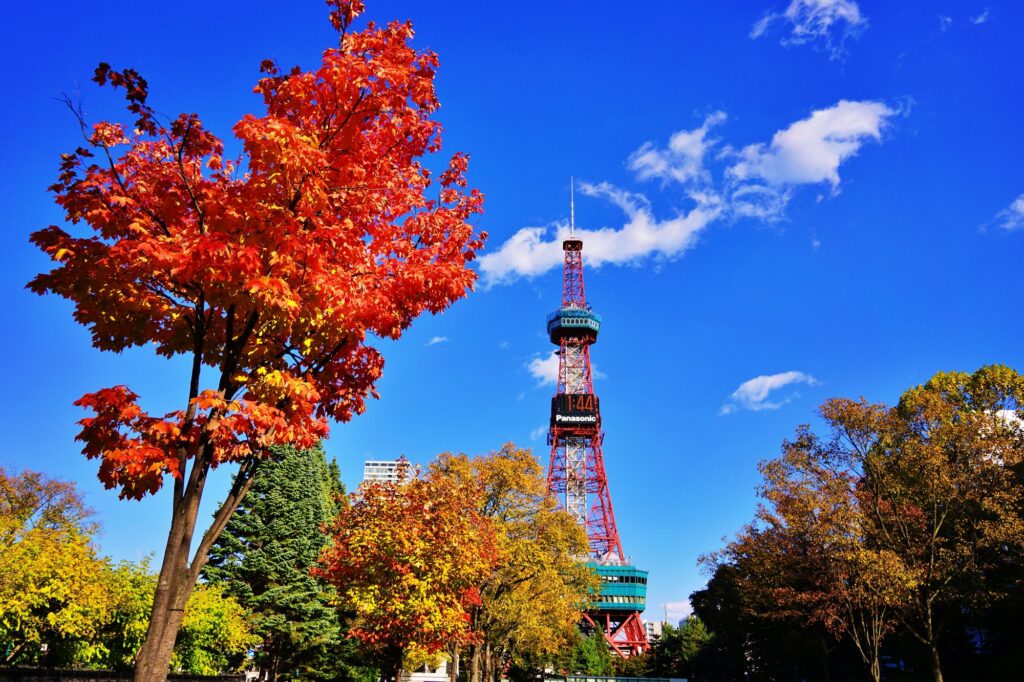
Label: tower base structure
xmin=583 ymin=611 xmax=649 ymax=658
xmin=585 ymin=562 xmax=649 ymax=657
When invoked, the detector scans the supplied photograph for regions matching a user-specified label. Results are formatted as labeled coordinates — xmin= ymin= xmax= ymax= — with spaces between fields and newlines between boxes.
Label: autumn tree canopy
xmin=29 ymin=0 xmax=484 ymax=501
xmin=430 ymin=445 xmax=596 ymax=682
xmin=0 ymin=467 xmax=109 ymax=666
xmin=707 ymin=365 xmax=1024 ymax=682
xmin=0 ymin=468 xmax=254 ymax=673
xmin=28 ymin=1 xmax=485 ymax=679
xmin=316 ymin=462 xmax=500 ymax=679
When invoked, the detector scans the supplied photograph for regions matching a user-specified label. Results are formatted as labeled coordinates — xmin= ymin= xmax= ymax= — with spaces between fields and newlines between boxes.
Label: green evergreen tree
xmin=204 ymin=443 xmax=357 ymax=681
xmin=647 ymin=618 xmax=713 ymax=679
xmin=552 ymin=632 xmax=614 ymax=676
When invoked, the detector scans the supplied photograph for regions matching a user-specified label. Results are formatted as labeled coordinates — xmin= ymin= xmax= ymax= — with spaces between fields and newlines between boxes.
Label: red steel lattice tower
xmin=545 ymin=218 xmax=649 ymax=656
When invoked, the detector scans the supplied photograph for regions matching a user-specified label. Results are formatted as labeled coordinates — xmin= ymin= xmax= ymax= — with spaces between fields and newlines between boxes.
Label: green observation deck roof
xmin=547 ymin=306 xmax=601 ymax=343
xmin=587 ymin=563 xmax=647 ymax=612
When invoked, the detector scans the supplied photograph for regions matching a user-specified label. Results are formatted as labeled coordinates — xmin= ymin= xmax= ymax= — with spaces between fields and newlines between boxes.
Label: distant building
xmin=404 ymin=659 xmax=447 ymax=682
xmin=644 ymin=620 xmax=664 ymax=641
xmin=362 ymin=459 xmax=415 ymax=484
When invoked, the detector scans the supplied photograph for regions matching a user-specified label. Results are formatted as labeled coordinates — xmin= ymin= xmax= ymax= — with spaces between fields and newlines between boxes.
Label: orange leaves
xmin=74 ymin=387 xmax=181 ymax=500
xmin=72 ymin=383 xmax=333 ymax=500
xmin=31 ymin=0 xmax=485 ymax=502
xmin=327 ymin=0 xmax=365 ymax=32
xmin=90 ymin=122 xmax=128 ymax=148
xmin=317 ymin=467 xmax=499 ymax=657
xmin=245 ymin=276 xmax=299 ymax=313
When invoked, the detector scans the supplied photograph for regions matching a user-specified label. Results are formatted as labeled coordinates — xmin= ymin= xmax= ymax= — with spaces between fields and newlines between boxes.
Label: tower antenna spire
xmin=570 ymin=176 xmax=575 ymax=238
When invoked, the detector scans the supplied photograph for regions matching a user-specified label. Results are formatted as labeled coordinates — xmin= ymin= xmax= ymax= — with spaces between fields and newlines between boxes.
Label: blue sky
xmin=2 ymin=0 xmax=1022 ymax=624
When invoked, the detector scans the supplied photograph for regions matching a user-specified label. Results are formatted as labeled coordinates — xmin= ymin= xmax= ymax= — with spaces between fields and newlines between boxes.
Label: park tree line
xmin=0 ymin=466 xmax=255 ymax=673
xmin=1 ymin=443 xmax=605 ymax=681
xmin=676 ymin=365 xmax=1024 ymax=682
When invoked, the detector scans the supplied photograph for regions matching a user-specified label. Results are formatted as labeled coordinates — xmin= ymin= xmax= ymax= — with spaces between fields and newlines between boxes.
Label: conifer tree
xmin=204 ymin=444 xmax=354 ymax=680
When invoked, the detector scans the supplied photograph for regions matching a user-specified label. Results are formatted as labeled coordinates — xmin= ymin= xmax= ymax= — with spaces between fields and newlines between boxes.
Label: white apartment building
xmin=644 ymin=620 xmax=664 ymax=641
xmin=362 ymin=459 xmax=415 ymax=484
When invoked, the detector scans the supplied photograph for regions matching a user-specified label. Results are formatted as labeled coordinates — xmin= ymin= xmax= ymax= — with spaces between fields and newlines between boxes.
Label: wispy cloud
xmin=479 ymin=182 xmax=721 ymax=286
xmin=629 ymin=111 xmax=727 ymax=186
xmin=938 ymin=15 xmax=953 ymax=32
xmin=480 ymin=100 xmax=895 ymax=285
xmin=527 ymin=351 xmax=560 ymax=386
xmin=994 ymin=195 xmax=1024 ymax=231
xmin=529 ymin=425 xmax=548 ymax=441
xmin=720 ymin=371 xmax=818 ymax=415
xmin=971 ymin=9 xmax=990 ymax=25
xmin=751 ymin=0 xmax=867 ymax=59
xmin=425 ymin=336 xmax=449 ymax=347
xmin=526 ymin=350 xmax=604 ymax=386
xmin=726 ymin=99 xmax=895 ymax=220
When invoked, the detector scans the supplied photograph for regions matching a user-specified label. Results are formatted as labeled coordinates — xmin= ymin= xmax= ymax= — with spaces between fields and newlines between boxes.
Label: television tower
xmin=545 ymin=181 xmax=649 ymax=657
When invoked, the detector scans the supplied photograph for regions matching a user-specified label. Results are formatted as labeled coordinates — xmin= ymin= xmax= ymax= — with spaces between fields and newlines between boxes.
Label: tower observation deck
xmin=546 ymin=237 xmax=649 ymax=657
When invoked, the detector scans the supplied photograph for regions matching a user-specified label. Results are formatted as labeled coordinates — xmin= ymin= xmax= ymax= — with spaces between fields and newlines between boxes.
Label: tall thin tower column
xmin=546 ymin=231 xmax=649 ymax=657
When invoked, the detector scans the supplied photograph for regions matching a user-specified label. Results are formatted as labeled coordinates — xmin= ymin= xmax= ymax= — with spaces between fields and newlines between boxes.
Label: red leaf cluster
xmin=30 ymin=1 xmax=485 ymax=500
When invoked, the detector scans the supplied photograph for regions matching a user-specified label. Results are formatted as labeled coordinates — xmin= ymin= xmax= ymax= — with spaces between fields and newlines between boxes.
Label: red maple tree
xmin=28 ymin=1 xmax=484 ymax=679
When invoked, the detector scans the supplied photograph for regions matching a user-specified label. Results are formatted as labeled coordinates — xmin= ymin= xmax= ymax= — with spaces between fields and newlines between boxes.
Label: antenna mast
xmin=570 ymin=176 xmax=575 ymax=238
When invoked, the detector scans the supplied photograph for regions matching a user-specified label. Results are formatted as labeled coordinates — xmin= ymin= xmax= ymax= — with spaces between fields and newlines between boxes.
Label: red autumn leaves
xmin=29 ymin=1 xmax=485 ymax=500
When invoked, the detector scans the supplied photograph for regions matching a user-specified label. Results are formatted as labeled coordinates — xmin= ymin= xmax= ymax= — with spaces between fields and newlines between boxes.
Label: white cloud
xmin=527 ymin=351 xmax=560 ymax=386
xmin=726 ymin=100 xmax=894 ymax=220
xmin=628 ymin=112 xmax=727 ymax=186
xmin=479 ymin=182 xmax=722 ymax=286
xmin=752 ymin=0 xmax=867 ymax=59
xmin=728 ymin=100 xmax=893 ymax=187
xmin=481 ymin=100 xmax=896 ymax=284
xmin=526 ymin=349 xmax=604 ymax=386
xmin=663 ymin=600 xmax=694 ymax=623
xmin=425 ymin=336 xmax=449 ymax=346
xmin=971 ymin=9 xmax=990 ymax=25
xmin=529 ymin=425 xmax=548 ymax=441
xmin=938 ymin=15 xmax=953 ymax=32
xmin=721 ymin=371 xmax=818 ymax=414
xmin=995 ymin=195 xmax=1024 ymax=231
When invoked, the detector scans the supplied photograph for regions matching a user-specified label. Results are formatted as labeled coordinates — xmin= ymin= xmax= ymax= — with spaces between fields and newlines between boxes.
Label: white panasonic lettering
xmin=555 ymin=414 xmax=597 ymax=423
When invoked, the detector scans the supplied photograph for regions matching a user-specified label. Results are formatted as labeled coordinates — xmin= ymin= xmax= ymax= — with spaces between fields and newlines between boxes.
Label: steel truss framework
xmin=582 ymin=611 xmax=650 ymax=659
xmin=545 ymin=238 xmax=648 ymax=657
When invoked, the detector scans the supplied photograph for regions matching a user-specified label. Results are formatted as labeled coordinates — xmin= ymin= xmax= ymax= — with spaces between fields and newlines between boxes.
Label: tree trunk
xmin=484 ymin=641 xmax=494 ymax=682
xmin=378 ymin=643 xmax=404 ymax=682
xmin=133 ymin=471 xmax=206 ymax=682
xmin=448 ymin=649 xmax=459 ymax=682
xmin=132 ymin=449 xmax=255 ymax=682
xmin=815 ymin=632 xmax=831 ymax=682
xmin=469 ymin=644 xmax=481 ymax=682
xmin=929 ymin=643 xmax=944 ymax=682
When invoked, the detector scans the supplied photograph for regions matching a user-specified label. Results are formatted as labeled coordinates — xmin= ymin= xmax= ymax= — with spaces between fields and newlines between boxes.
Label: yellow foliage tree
xmin=317 ymin=461 xmax=501 ymax=682
xmin=431 ymin=444 xmax=597 ymax=682
xmin=0 ymin=467 xmax=113 ymax=666
xmin=170 ymin=582 xmax=259 ymax=675
xmin=1 ymin=468 xmax=256 ymax=673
